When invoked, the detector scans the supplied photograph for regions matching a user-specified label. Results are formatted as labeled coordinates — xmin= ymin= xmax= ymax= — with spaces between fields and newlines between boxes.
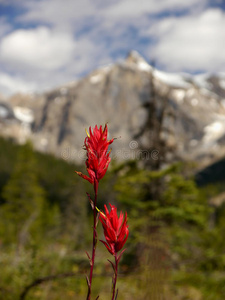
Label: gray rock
xmin=2 ymin=52 xmax=225 ymax=168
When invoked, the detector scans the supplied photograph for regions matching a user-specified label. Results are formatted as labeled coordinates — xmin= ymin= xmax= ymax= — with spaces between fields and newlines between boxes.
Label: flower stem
xmin=112 ymin=254 xmax=118 ymax=300
xmin=87 ymin=180 xmax=99 ymax=300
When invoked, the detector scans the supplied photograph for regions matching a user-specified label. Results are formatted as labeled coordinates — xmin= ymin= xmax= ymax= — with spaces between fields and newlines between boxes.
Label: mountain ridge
xmin=1 ymin=51 xmax=225 ymax=168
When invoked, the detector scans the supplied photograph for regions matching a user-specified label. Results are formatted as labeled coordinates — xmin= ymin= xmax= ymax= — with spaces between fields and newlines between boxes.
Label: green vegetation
xmin=0 ymin=137 xmax=225 ymax=299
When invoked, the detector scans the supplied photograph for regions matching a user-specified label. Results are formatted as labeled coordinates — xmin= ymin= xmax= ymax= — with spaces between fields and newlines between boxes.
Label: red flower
xmin=75 ymin=124 xmax=113 ymax=185
xmin=99 ymin=204 xmax=129 ymax=256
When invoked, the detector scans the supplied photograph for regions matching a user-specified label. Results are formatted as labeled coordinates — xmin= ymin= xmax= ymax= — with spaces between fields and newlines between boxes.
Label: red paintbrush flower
xmin=75 ymin=124 xmax=114 ymax=185
xmin=99 ymin=204 xmax=129 ymax=256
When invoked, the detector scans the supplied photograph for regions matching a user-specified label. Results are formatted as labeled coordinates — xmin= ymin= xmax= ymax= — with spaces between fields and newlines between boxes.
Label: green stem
xmin=86 ymin=179 xmax=99 ymax=300
xmin=111 ymin=254 xmax=118 ymax=300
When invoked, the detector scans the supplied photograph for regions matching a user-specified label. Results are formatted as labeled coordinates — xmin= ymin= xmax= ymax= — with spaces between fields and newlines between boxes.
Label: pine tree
xmin=114 ymin=162 xmax=209 ymax=299
xmin=1 ymin=141 xmax=45 ymax=248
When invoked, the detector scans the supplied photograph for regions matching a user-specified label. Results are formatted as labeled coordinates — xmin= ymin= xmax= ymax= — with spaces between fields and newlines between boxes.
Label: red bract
xmin=99 ymin=204 xmax=129 ymax=256
xmin=75 ymin=124 xmax=113 ymax=185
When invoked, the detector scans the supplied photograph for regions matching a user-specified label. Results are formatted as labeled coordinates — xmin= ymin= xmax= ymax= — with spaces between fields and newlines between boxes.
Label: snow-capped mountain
xmin=1 ymin=51 xmax=225 ymax=168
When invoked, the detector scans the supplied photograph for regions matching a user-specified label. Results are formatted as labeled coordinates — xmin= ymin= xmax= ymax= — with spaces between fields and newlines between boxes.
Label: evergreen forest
xmin=0 ymin=137 xmax=225 ymax=300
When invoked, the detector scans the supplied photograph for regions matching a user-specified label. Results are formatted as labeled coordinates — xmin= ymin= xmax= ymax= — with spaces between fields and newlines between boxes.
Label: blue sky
xmin=0 ymin=0 xmax=224 ymax=95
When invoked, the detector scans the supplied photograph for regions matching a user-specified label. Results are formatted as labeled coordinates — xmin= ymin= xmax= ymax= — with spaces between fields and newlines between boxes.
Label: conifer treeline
xmin=0 ymin=137 xmax=225 ymax=299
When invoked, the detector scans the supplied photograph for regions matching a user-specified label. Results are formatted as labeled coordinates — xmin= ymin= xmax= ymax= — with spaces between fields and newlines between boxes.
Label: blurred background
xmin=0 ymin=1 xmax=225 ymax=299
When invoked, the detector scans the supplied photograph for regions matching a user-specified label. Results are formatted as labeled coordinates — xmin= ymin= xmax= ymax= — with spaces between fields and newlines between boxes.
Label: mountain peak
xmin=2 ymin=52 xmax=225 ymax=169
xmin=125 ymin=50 xmax=152 ymax=72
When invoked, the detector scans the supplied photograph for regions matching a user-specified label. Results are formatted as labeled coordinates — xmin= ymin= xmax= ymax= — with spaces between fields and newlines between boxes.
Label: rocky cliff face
xmin=1 ymin=51 xmax=225 ymax=167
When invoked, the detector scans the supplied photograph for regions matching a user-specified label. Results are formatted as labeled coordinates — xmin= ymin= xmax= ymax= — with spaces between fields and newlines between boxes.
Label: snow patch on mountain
xmin=171 ymin=89 xmax=185 ymax=103
xmin=203 ymin=118 xmax=225 ymax=146
xmin=14 ymin=106 xmax=34 ymax=123
xmin=154 ymin=70 xmax=191 ymax=88
xmin=90 ymin=65 xmax=112 ymax=84
xmin=90 ymin=73 xmax=104 ymax=84
xmin=125 ymin=50 xmax=152 ymax=72
xmin=219 ymin=79 xmax=225 ymax=90
xmin=137 ymin=60 xmax=152 ymax=72
xmin=193 ymin=74 xmax=212 ymax=90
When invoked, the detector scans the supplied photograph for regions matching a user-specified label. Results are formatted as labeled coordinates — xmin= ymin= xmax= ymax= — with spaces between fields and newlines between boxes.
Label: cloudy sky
xmin=0 ymin=0 xmax=224 ymax=96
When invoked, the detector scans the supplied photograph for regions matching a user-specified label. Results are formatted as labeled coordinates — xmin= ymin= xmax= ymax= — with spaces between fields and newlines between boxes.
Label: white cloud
xmin=0 ymin=0 xmax=223 ymax=96
xmin=0 ymin=27 xmax=75 ymax=70
xmin=103 ymin=0 xmax=207 ymax=18
xmin=150 ymin=9 xmax=225 ymax=72
xmin=18 ymin=0 xmax=207 ymax=25
xmin=0 ymin=17 xmax=12 ymax=39
xmin=0 ymin=72 xmax=37 ymax=95
xmin=17 ymin=0 xmax=98 ymax=31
